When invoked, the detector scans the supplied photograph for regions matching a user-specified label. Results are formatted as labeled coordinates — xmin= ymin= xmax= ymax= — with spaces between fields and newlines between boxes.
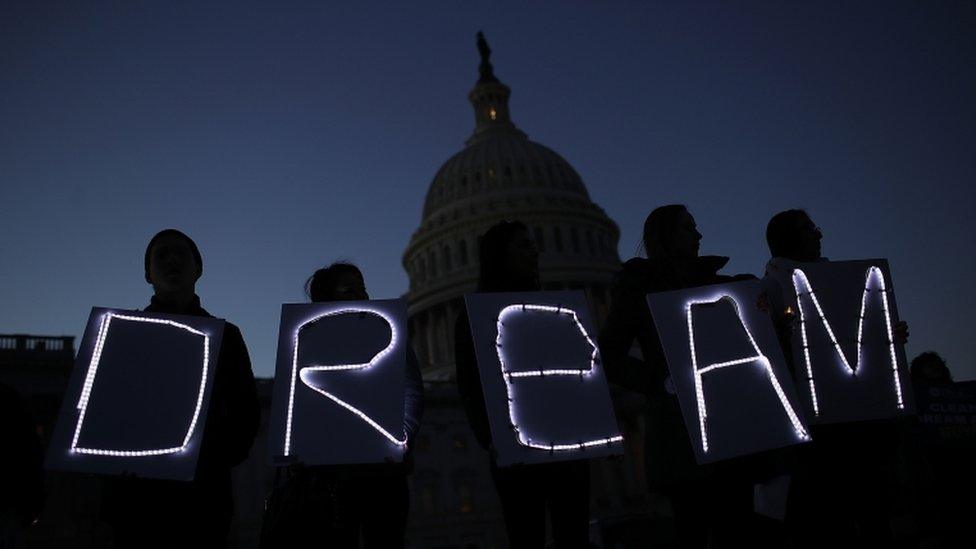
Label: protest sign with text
xmin=46 ymin=308 xmax=225 ymax=481
xmin=268 ymin=299 xmax=408 ymax=465
xmin=464 ymin=291 xmax=623 ymax=467
xmin=647 ymin=280 xmax=811 ymax=464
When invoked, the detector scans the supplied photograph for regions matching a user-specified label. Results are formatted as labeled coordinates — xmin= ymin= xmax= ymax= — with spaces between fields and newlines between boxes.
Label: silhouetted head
xmin=910 ymin=351 xmax=953 ymax=384
xmin=766 ymin=209 xmax=822 ymax=262
xmin=306 ymin=262 xmax=368 ymax=302
xmin=642 ymin=204 xmax=701 ymax=261
xmin=477 ymin=220 xmax=539 ymax=292
xmin=145 ymin=229 xmax=202 ymax=295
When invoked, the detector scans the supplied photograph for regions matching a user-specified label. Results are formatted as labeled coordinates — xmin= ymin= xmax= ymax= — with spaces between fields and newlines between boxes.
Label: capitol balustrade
xmin=0 ymin=334 xmax=75 ymax=353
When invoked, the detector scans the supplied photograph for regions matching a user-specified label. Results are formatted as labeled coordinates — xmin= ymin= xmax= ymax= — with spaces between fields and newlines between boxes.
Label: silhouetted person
xmin=765 ymin=209 xmax=822 ymax=264
xmin=455 ymin=221 xmax=590 ymax=549
xmin=599 ymin=205 xmax=763 ymax=549
xmin=101 ymin=229 xmax=260 ymax=549
xmin=0 ymin=382 xmax=44 ymax=549
xmin=908 ymin=351 xmax=973 ymax=547
xmin=910 ymin=351 xmax=953 ymax=385
xmin=763 ymin=208 xmax=909 ymax=345
xmin=762 ymin=210 xmax=908 ymax=548
xmin=261 ymin=262 xmax=424 ymax=549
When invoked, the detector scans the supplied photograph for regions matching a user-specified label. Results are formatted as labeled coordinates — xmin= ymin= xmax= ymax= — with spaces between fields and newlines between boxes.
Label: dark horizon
xmin=2 ymin=1 xmax=973 ymax=380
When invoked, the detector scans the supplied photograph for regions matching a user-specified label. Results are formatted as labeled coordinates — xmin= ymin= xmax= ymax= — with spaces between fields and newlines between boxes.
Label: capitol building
xmin=400 ymin=34 xmax=651 ymax=549
xmin=0 ymin=34 xmax=652 ymax=549
xmin=403 ymin=33 xmax=623 ymax=382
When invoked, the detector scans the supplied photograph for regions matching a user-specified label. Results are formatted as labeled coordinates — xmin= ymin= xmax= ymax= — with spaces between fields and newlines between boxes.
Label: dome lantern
xmin=467 ymin=32 xmax=525 ymax=146
xmin=402 ymin=33 xmax=621 ymax=380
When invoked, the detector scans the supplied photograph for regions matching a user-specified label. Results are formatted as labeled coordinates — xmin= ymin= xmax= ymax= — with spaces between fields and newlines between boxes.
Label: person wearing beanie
xmin=101 ymin=229 xmax=260 ymax=549
xmin=143 ymin=228 xmax=203 ymax=281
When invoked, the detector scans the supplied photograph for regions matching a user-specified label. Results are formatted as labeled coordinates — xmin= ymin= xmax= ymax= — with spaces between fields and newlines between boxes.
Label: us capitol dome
xmin=403 ymin=33 xmax=622 ymax=380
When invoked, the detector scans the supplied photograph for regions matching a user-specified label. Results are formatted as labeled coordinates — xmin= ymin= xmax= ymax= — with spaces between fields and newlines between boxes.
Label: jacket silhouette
xmin=101 ymin=295 xmax=260 ymax=548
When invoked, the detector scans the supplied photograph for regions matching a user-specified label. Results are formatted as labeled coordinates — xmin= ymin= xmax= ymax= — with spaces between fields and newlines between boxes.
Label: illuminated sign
xmin=686 ymin=296 xmax=809 ymax=454
xmin=647 ymin=280 xmax=811 ymax=464
xmin=269 ymin=300 xmax=408 ymax=465
xmin=72 ymin=313 xmax=211 ymax=457
xmin=284 ymin=307 xmax=407 ymax=456
xmin=495 ymin=304 xmax=625 ymax=451
xmin=46 ymin=308 xmax=225 ymax=481
xmin=465 ymin=291 xmax=624 ymax=467
xmin=780 ymin=260 xmax=913 ymax=423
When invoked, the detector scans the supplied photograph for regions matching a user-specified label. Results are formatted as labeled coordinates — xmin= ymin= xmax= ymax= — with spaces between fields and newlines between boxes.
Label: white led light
xmin=283 ymin=307 xmax=407 ymax=457
xmin=495 ymin=304 xmax=624 ymax=452
xmin=791 ymin=267 xmax=905 ymax=417
xmin=70 ymin=313 xmax=211 ymax=458
xmin=686 ymin=296 xmax=809 ymax=454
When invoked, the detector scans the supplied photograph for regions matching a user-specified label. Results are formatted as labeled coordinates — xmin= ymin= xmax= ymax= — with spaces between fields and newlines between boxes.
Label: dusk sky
xmin=2 ymin=1 xmax=973 ymax=380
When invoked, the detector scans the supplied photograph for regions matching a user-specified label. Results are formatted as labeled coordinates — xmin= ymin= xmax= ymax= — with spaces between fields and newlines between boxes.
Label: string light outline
xmin=283 ymin=306 xmax=408 ymax=457
xmin=494 ymin=303 xmax=624 ymax=452
xmin=791 ymin=267 xmax=905 ymax=417
xmin=70 ymin=312 xmax=211 ymax=457
xmin=686 ymin=296 xmax=809 ymax=454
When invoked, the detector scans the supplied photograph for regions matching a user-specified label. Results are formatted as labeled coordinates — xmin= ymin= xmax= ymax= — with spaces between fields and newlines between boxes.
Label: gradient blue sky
xmin=2 ymin=1 xmax=973 ymax=379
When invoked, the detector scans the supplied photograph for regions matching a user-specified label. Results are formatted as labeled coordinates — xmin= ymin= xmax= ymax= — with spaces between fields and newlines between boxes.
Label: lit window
xmin=489 ymin=107 xmax=497 ymax=120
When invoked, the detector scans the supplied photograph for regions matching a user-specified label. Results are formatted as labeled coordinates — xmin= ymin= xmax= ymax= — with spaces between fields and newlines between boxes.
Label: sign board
xmin=46 ymin=307 xmax=225 ymax=481
xmin=767 ymin=259 xmax=914 ymax=424
xmin=464 ymin=291 xmax=623 ymax=467
xmin=915 ymin=381 xmax=976 ymax=449
xmin=269 ymin=299 xmax=408 ymax=465
xmin=647 ymin=280 xmax=811 ymax=464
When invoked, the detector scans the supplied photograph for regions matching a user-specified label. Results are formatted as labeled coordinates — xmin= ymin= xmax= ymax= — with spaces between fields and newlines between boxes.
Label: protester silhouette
xmin=765 ymin=209 xmax=822 ymax=264
xmin=907 ymin=351 xmax=975 ymax=547
xmin=454 ymin=220 xmax=591 ymax=548
xmin=763 ymin=209 xmax=909 ymax=347
xmin=910 ymin=351 xmax=953 ymax=385
xmin=100 ymin=229 xmax=260 ymax=549
xmin=762 ymin=210 xmax=908 ymax=548
xmin=261 ymin=262 xmax=424 ymax=549
xmin=0 ymin=381 xmax=44 ymax=549
xmin=599 ymin=205 xmax=768 ymax=548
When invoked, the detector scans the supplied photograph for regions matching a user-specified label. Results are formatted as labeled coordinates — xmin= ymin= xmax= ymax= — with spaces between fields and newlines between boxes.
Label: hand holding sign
xmin=769 ymin=259 xmax=915 ymax=424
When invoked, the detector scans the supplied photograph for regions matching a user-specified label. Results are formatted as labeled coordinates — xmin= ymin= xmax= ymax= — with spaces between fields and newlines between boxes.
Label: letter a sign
xmin=647 ymin=280 xmax=811 ymax=464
